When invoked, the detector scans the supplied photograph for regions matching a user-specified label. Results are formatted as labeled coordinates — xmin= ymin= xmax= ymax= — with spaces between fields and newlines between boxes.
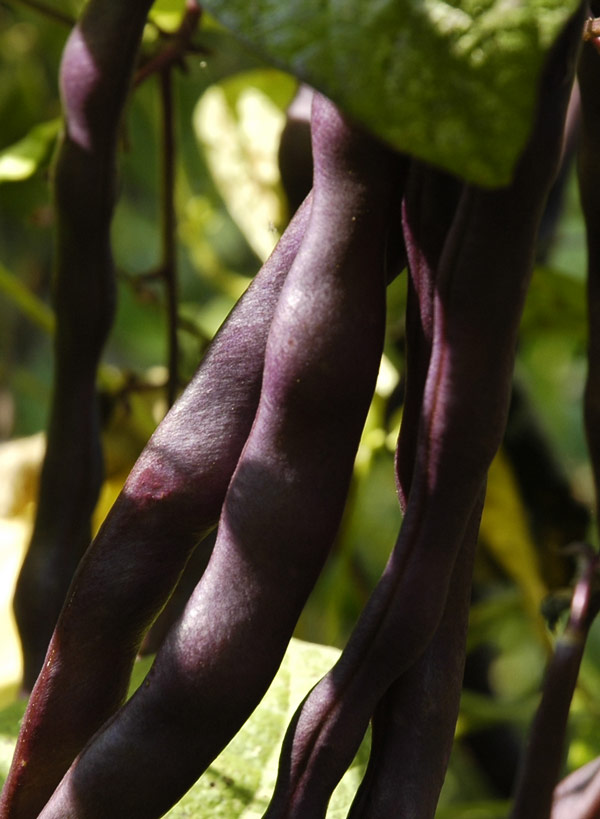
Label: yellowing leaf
xmin=480 ymin=450 xmax=549 ymax=641
xmin=194 ymin=71 xmax=294 ymax=261
xmin=0 ymin=519 xmax=29 ymax=694
xmin=0 ymin=434 xmax=44 ymax=518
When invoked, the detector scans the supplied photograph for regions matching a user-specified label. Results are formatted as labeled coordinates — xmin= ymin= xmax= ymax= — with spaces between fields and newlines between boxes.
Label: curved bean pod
xmin=395 ymin=163 xmax=462 ymax=508
xmin=506 ymin=13 xmax=600 ymax=819
xmin=542 ymin=17 xmax=600 ymax=818
xmin=264 ymin=10 xmax=584 ymax=816
xmin=579 ymin=1 xmax=600 ymax=515
xmin=348 ymin=500 xmax=482 ymax=819
xmin=0 ymin=194 xmax=312 ymax=819
xmin=552 ymin=757 xmax=600 ymax=818
xmin=511 ymin=547 xmax=600 ymax=819
xmin=13 ymin=0 xmax=154 ymax=695
xmin=347 ymin=164 xmax=480 ymax=819
xmin=36 ymin=92 xmax=404 ymax=819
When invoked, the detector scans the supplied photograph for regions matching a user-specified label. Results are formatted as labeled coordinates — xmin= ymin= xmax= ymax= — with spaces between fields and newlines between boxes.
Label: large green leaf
xmin=198 ymin=0 xmax=579 ymax=186
xmin=0 ymin=639 xmax=368 ymax=817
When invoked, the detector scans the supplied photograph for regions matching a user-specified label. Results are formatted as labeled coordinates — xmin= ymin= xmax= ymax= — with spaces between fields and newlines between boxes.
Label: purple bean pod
xmin=348 ymin=498 xmax=482 ymax=819
xmin=509 ymin=20 xmax=600 ymax=818
xmin=0 ymin=195 xmax=312 ymax=819
xmin=264 ymin=9 xmax=584 ymax=816
xmin=395 ymin=163 xmax=462 ymax=508
xmin=12 ymin=0 xmax=155 ymax=695
xmin=347 ymin=164 xmax=481 ymax=819
xmin=33 ymin=93 xmax=405 ymax=819
xmin=511 ymin=546 xmax=600 ymax=819
xmin=552 ymin=757 xmax=600 ymax=818
xmin=579 ymin=2 xmax=600 ymax=514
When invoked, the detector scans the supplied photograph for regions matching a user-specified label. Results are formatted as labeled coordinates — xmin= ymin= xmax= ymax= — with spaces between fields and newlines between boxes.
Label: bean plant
xmin=1 ymin=0 xmax=600 ymax=817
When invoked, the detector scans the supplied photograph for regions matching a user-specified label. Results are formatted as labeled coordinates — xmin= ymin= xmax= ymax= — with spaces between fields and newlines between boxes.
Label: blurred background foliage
xmin=0 ymin=0 xmax=598 ymax=814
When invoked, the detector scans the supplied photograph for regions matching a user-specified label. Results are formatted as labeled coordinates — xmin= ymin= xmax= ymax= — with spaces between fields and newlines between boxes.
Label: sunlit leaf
xmin=0 ymin=119 xmax=60 ymax=183
xmin=0 ymin=519 xmax=28 ymax=695
xmin=0 ymin=639 xmax=367 ymax=814
xmin=148 ymin=0 xmax=186 ymax=32
xmin=199 ymin=0 xmax=579 ymax=186
xmin=194 ymin=69 xmax=295 ymax=261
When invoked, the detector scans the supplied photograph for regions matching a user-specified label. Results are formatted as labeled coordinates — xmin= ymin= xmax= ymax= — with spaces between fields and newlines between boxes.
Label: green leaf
xmin=0 ymin=639 xmax=368 ymax=816
xmin=198 ymin=0 xmax=579 ymax=186
xmin=193 ymin=69 xmax=295 ymax=261
xmin=148 ymin=0 xmax=186 ymax=32
xmin=150 ymin=0 xmax=185 ymax=13
xmin=520 ymin=265 xmax=586 ymax=342
xmin=0 ymin=119 xmax=61 ymax=183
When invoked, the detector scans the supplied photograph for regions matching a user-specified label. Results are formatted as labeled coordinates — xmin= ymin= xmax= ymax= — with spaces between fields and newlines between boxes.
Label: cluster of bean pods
xmin=3 ymin=2 xmax=599 ymax=818
xmin=541 ymin=2 xmax=600 ymax=817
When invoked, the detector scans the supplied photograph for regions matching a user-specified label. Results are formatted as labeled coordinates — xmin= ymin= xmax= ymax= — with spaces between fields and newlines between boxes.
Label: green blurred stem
xmin=0 ymin=262 xmax=122 ymax=393
xmin=159 ymin=66 xmax=179 ymax=407
xmin=0 ymin=262 xmax=55 ymax=335
xmin=9 ymin=0 xmax=74 ymax=27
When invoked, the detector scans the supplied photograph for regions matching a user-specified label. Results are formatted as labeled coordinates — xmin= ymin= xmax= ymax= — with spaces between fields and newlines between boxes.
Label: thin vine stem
xmin=134 ymin=0 xmax=203 ymax=88
xmin=159 ymin=65 xmax=179 ymax=407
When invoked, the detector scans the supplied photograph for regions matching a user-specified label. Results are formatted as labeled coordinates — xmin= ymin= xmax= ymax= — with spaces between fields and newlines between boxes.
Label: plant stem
xmin=159 ymin=66 xmax=179 ymax=407
xmin=134 ymin=0 xmax=202 ymax=88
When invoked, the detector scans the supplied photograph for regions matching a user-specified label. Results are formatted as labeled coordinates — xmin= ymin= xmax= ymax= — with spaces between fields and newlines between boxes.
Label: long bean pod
xmin=35 ymin=92 xmax=404 ymax=819
xmin=12 ymin=0 xmax=154 ymax=695
xmin=532 ymin=13 xmax=600 ymax=819
xmin=348 ymin=502 xmax=482 ymax=819
xmin=395 ymin=163 xmax=462 ymax=508
xmin=552 ymin=757 xmax=600 ymax=818
xmin=1 ymin=194 xmax=312 ymax=819
xmin=264 ymin=10 xmax=584 ymax=816
xmin=511 ymin=547 xmax=600 ymax=819
xmin=579 ymin=2 xmax=600 ymax=514
xmin=348 ymin=164 xmax=481 ymax=819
